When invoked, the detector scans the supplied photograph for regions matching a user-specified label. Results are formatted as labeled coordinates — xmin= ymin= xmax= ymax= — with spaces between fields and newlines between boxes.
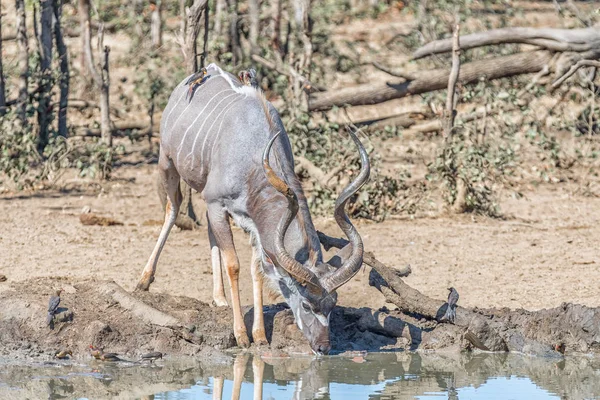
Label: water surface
xmin=1 ymin=352 xmax=599 ymax=399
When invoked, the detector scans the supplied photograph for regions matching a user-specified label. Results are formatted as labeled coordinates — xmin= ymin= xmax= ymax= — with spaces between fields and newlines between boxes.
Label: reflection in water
xmin=0 ymin=352 xmax=599 ymax=399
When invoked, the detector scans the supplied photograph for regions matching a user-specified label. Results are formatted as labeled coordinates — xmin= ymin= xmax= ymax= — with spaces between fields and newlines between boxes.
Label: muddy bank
xmin=1 ymin=277 xmax=598 ymax=361
xmin=0 ymin=277 xmax=465 ymax=360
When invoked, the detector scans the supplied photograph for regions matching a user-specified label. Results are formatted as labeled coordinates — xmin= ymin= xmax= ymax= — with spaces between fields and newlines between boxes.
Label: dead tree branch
xmin=372 ymin=61 xmax=416 ymax=81
xmin=413 ymin=27 xmax=600 ymax=59
xmin=443 ymin=25 xmax=460 ymax=141
xmin=309 ymin=51 xmax=553 ymax=111
xmin=552 ymin=60 xmax=600 ymax=88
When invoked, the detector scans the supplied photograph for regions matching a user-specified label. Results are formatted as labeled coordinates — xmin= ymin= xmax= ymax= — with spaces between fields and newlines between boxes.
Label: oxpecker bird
xmin=47 ymin=289 xmax=63 ymax=326
xmin=443 ymin=287 xmax=459 ymax=323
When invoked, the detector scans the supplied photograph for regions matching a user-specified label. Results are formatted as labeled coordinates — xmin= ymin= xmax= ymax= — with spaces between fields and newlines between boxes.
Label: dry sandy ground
xmin=1 ymin=162 xmax=599 ymax=312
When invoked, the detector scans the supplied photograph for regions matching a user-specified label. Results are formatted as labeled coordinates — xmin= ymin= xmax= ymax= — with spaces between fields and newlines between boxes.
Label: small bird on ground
xmin=89 ymin=345 xmax=122 ymax=362
xmin=47 ymin=289 xmax=63 ymax=326
xmin=442 ymin=287 xmax=460 ymax=323
xmin=55 ymin=350 xmax=73 ymax=359
xmin=139 ymin=351 xmax=163 ymax=363
xmin=238 ymin=68 xmax=259 ymax=89
xmin=185 ymin=67 xmax=209 ymax=100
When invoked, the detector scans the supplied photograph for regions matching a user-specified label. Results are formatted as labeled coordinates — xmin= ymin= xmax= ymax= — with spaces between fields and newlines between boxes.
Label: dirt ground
xmin=1 ymin=155 xmax=599 ymax=314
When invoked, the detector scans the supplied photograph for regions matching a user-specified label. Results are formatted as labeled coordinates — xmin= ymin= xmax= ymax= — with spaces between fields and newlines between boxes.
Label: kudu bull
xmin=136 ymin=64 xmax=369 ymax=354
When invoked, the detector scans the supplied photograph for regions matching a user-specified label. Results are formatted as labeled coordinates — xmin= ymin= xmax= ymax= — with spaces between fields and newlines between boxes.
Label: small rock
xmin=0 ymin=274 xmax=6 ymax=282
xmin=81 ymin=206 xmax=92 ymax=214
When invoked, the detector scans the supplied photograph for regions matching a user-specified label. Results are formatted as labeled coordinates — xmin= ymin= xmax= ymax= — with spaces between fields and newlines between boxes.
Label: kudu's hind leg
xmin=136 ymin=158 xmax=182 ymax=291
xmin=207 ymin=215 xmax=228 ymax=307
xmin=250 ymin=240 xmax=268 ymax=345
xmin=206 ymin=205 xmax=250 ymax=348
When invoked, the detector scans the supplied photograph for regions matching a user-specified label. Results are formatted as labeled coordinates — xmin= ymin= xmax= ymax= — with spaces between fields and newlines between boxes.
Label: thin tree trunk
xmin=270 ymin=0 xmax=281 ymax=53
xmin=200 ymin=0 xmax=209 ymax=68
xmin=185 ymin=0 xmax=208 ymax=74
xmin=0 ymin=8 xmax=6 ymax=116
xmin=53 ymin=0 xmax=69 ymax=137
xmin=248 ymin=0 xmax=259 ymax=54
xmin=443 ymin=25 xmax=460 ymax=141
xmin=174 ymin=0 xmax=209 ymax=229
xmin=16 ymin=0 xmax=29 ymax=124
xmin=78 ymin=0 xmax=92 ymax=78
xmin=100 ymin=46 xmax=111 ymax=146
xmin=228 ymin=0 xmax=241 ymax=65
xmin=151 ymin=0 xmax=162 ymax=48
xmin=37 ymin=0 xmax=54 ymax=153
xmin=180 ymin=0 xmax=187 ymax=40
xmin=214 ymin=0 xmax=224 ymax=36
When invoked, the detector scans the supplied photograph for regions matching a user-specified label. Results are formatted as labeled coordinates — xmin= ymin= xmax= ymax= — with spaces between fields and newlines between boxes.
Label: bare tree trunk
xmin=184 ymin=0 xmax=208 ymax=74
xmin=0 ymin=8 xmax=6 ymax=116
xmin=214 ymin=0 xmax=224 ymax=36
xmin=228 ymin=0 xmax=241 ymax=65
xmin=444 ymin=25 xmax=466 ymax=214
xmin=248 ymin=0 xmax=259 ymax=54
xmin=151 ymin=0 xmax=162 ymax=48
xmin=16 ymin=0 xmax=29 ymax=124
xmin=100 ymin=46 xmax=111 ymax=146
xmin=173 ymin=0 xmax=209 ymax=229
xmin=78 ymin=0 xmax=92 ymax=78
xmin=200 ymin=0 xmax=209 ymax=68
xmin=179 ymin=0 xmax=187 ymax=40
xmin=37 ymin=0 xmax=54 ymax=153
xmin=270 ymin=0 xmax=282 ymax=53
xmin=53 ymin=0 xmax=69 ymax=137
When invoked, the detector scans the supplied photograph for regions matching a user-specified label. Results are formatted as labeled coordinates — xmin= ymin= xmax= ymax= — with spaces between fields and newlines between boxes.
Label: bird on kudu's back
xmin=238 ymin=68 xmax=259 ymax=89
xmin=47 ymin=289 xmax=63 ymax=326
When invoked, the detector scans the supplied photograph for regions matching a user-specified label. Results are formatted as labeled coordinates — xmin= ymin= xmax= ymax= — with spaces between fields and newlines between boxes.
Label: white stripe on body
xmin=174 ymin=89 xmax=236 ymax=163
xmin=183 ymin=92 xmax=241 ymax=166
xmin=162 ymin=74 xmax=194 ymax=130
xmin=192 ymin=94 xmax=247 ymax=169
xmin=206 ymin=95 xmax=247 ymax=167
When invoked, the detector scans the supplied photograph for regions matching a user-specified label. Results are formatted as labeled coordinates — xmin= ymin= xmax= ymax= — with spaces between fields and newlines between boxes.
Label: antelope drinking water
xmin=136 ymin=64 xmax=370 ymax=354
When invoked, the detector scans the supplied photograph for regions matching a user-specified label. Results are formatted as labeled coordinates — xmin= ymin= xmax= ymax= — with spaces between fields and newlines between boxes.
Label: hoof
xmin=252 ymin=331 xmax=268 ymax=346
xmin=236 ymin=333 xmax=251 ymax=349
xmin=135 ymin=276 xmax=154 ymax=292
xmin=253 ymin=338 xmax=268 ymax=346
xmin=211 ymin=298 xmax=228 ymax=307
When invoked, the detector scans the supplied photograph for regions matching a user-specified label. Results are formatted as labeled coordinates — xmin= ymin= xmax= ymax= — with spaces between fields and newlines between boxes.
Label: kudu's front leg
xmin=208 ymin=216 xmax=228 ymax=307
xmin=207 ymin=206 xmax=250 ymax=348
xmin=137 ymin=159 xmax=182 ymax=291
xmin=250 ymin=243 xmax=268 ymax=345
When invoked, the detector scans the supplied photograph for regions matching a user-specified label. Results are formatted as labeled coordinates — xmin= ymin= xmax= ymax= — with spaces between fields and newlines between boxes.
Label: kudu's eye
xmin=301 ymin=302 xmax=311 ymax=312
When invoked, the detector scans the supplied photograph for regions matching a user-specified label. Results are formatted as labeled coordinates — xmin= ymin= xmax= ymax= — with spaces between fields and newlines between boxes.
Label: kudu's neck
xmin=246 ymin=168 xmax=321 ymax=266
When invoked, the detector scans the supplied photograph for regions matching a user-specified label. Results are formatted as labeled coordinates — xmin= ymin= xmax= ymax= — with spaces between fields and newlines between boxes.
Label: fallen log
xmin=74 ymin=120 xmax=158 ymax=138
xmin=308 ymin=51 xmax=553 ymax=111
xmin=317 ymin=232 xmax=600 ymax=355
xmin=412 ymin=27 xmax=600 ymax=59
